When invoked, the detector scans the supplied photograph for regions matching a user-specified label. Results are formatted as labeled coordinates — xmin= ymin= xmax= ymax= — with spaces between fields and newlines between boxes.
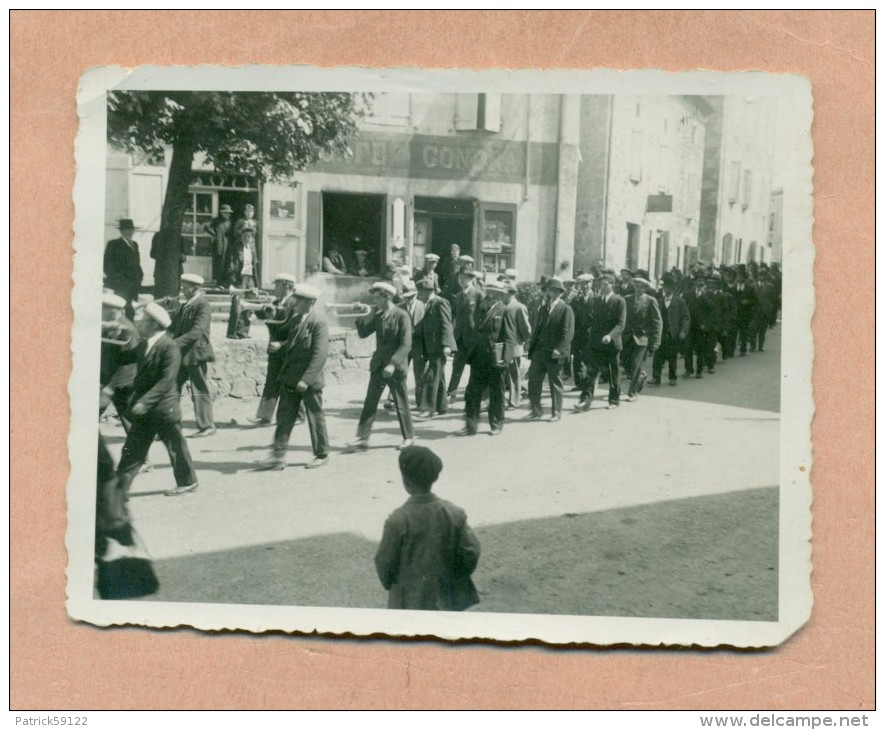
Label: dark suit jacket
xmin=128 ymin=334 xmax=183 ymax=423
xmin=453 ymin=285 xmax=485 ymax=345
xmin=588 ymin=294 xmax=627 ymax=351
xmin=732 ymin=283 xmax=758 ymax=322
xmin=420 ymin=296 xmax=456 ymax=358
xmin=501 ymin=298 xmax=531 ymax=361
xmin=658 ymin=294 xmax=691 ymax=341
xmin=171 ymin=292 xmax=214 ymax=366
xmin=472 ymin=299 xmax=505 ymax=363
xmin=402 ymin=299 xmax=426 ymax=360
xmin=527 ymin=297 xmax=575 ymax=360
xmin=103 ymin=237 xmax=143 ymax=300
xmin=278 ymin=310 xmax=328 ymax=389
xmin=624 ymin=292 xmax=663 ymax=350
xmin=689 ymin=290 xmax=720 ymax=332
xmin=356 ymin=306 xmax=412 ymax=375
xmin=570 ymin=294 xmax=595 ymax=345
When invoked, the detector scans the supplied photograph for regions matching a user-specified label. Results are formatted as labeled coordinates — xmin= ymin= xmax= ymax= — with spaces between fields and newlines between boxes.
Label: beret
xmin=576 ymin=273 xmax=594 ymax=282
xmin=370 ymin=281 xmax=397 ymax=296
xmin=142 ymin=301 xmax=171 ymax=329
xmin=632 ymin=277 xmax=652 ymax=287
xmin=398 ymin=445 xmax=444 ymax=488
xmin=180 ymin=273 xmax=204 ymax=286
xmin=293 ymin=283 xmax=320 ymax=300
xmin=274 ymin=273 xmax=297 ymax=284
xmin=102 ymin=293 xmax=127 ymax=309
xmin=457 ymin=255 xmax=475 ymax=264
xmin=424 ymin=253 xmax=440 ymax=262
xmin=485 ymin=279 xmax=505 ymax=292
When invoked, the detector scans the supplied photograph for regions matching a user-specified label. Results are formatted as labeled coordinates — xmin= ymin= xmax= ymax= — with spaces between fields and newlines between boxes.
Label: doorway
xmin=322 ymin=192 xmax=386 ymax=276
xmin=413 ymin=197 xmax=474 ymax=265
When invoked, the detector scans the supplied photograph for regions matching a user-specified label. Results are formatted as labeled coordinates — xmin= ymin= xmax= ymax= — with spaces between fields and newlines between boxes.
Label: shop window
xmin=479 ymin=202 xmax=516 ymax=273
xmin=455 ymin=93 xmax=502 ymax=133
xmin=181 ymin=191 xmax=214 ymax=257
xmin=366 ymin=93 xmax=411 ymax=127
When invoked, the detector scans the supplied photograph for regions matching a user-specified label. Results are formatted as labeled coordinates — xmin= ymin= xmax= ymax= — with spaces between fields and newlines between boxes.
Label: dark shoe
xmin=683 ymin=370 xmax=693 ymax=378
xmin=668 ymin=378 xmax=678 ymax=386
xmin=489 ymin=427 xmax=502 ymax=436
xmin=305 ymin=456 xmax=329 ymax=469
xmin=636 ymin=371 xmax=648 ymax=392
xmin=249 ymin=417 xmax=271 ymax=427
xmin=383 ymin=401 xmax=395 ymax=411
xmin=165 ymin=483 xmax=198 ymax=497
xmin=255 ymin=457 xmax=285 ymax=471
xmin=416 ymin=411 xmax=434 ymax=420
xmin=549 ymin=415 xmax=561 ymax=423
xmin=758 ymin=347 xmax=765 ymax=352
xmin=574 ymin=400 xmax=590 ymax=412
xmin=522 ymin=412 xmax=542 ymax=422
xmin=626 ymin=394 xmax=639 ymax=403
xmin=344 ymin=439 xmax=369 ymax=453
xmin=606 ymin=402 xmax=619 ymax=410
xmin=649 ymin=378 xmax=661 ymax=386
xmin=188 ymin=427 xmax=217 ymax=439
xmin=456 ymin=427 xmax=476 ymax=437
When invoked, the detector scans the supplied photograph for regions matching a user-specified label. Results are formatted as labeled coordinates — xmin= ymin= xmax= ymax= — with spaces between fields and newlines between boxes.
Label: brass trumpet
xmin=325 ymin=301 xmax=371 ymax=315
xmin=100 ymin=320 xmax=134 ymax=346
xmin=134 ymin=295 xmax=184 ymax=314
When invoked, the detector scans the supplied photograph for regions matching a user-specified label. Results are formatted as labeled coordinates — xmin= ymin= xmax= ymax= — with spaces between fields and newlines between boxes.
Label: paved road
xmin=101 ymin=326 xmax=781 ymax=617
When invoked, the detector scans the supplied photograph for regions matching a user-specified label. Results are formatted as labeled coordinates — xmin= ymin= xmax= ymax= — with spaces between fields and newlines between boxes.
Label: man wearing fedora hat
xmin=115 ymin=302 xmax=199 ymax=498
xmin=170 ymin=273 xmax=216 ymax=437
xmin=104 ymin=218 xmax=144 ymax=320
xmin=525 ymin=276 xmax=575 ymax=422
xmin=621 ymin=271 xmax=663 ymax=402
xmin=204 ymin=204 xmax=234 ymax=286
xmin=576 ymin=272 xmax=626 ymax=411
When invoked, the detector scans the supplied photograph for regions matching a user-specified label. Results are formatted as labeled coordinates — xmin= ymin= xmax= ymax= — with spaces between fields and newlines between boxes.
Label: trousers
xmin=465 ymin=352 xmax=505 ymax=433
xmin=178 ymin=362 xmax=215 ymax=430
xmin=527 ymin=350 xmax=565 ymax=417
xmin=358 ymin=369 xmax=413 ymax=440
xmin=653 ymin=334 xmax=681 ymax=381
xmin=622 ymin=338 xmax=648 ymax=396
xmin=272 ymin=386 xmax=329 ymax=460
xmin=116 ymin=415 xmax=197 ymax=494
xmin=419 ymin=355 xmax=449 ymax=415
xmin=581 ymin=345 xmax=621 ymax=405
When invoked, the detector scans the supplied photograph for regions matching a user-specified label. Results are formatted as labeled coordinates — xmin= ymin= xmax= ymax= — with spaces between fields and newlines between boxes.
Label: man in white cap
xmin=525 ymin=276 xmax=575 ymax=422
xmin=103 ymin=218 xmax=143 ymax=320
xmin=99 ymin=292 xmax=139 ymax=432
xmin=115 ymin=302 xmax=199 ymax=497
xmin=170 ymin=273 xmax=216 ymax=437
xmin=413 ymin=253 xmax=440 ymax=292
xmin=386 ymin=280 xmax=425 ymax=412
xmin=251 ymin=273 xmax=300 ymax=425
xmin=259 ymin=283 xmax=330 ymax=470
xmin=347 ymin=281 xmax=414 ymax=451
xmin=462 ymin=279 xmax=507 ymax=436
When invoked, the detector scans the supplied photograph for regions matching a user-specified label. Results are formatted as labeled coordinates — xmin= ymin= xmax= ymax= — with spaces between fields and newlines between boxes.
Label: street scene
xmin=87 ymin=79 xmax=799 ymax=630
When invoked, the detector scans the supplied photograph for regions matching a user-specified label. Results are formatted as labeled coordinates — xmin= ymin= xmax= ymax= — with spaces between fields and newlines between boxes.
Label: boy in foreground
xmin=375 ymin=446 xmax=481 ymax=611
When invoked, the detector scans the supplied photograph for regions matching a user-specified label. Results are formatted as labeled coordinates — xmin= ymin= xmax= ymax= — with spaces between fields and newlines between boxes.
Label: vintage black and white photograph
xmin=68 ymin=66 xmax=813 ymax=645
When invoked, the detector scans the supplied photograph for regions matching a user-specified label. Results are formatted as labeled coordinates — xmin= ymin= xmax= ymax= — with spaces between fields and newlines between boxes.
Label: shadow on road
xmin=143 ymin=486 xmax=778 ymax=622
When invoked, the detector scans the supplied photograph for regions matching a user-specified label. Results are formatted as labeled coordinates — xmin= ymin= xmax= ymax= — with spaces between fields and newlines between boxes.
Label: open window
xmin=478 ymin=202 xmax=516 ymax=274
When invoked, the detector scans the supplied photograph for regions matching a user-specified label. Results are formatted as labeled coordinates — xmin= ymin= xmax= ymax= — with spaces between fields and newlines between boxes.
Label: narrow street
xmin=101 ymin=327 xmax=781 ymax=620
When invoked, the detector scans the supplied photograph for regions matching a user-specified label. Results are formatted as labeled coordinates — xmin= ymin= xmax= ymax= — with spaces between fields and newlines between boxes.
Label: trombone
xmin=325 ymin=301 xmax=371 ymax=316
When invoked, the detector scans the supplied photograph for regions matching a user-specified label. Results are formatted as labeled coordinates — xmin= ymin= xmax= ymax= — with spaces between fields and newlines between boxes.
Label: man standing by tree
xmin=103 ymin=218 xmax=143 ymax=320
xmin=107 ymin=91 xmax=368 ymax=296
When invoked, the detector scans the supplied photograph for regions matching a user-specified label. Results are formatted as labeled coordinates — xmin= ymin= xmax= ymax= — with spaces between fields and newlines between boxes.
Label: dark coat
xmin=375 ymin=493 xmax=481 ymax=611
xmin=419 ymin=296 xmax=456 ymax=358
xmin=356 ymin=306 xmax=412 ymax=375
xmin=472 ymin=298 xmax=505 ymax=363
xmin=570 ymin=294 xmax=595 ymax=344
xmin=689 ymin=290 xmax=720 ymax=332
xmin=624 ymin=292 xmax=663 ymax=350
xmin=402 ymin=298 xmax=426 ymax=360
xmin=103 ymin=237 xmax=143 ymax=301
xmin=127 ymin=334 xmax=183 ymax=423
xmin=453 ymin=284 xmax=485 ymax=348
xmin=171 ymin=292 xmax=215 ymax=366
xmin=277 ymin=310 xmax=328 ymax=389
xmin=528 ymin=297 xmax=575 ymax=360
xmin=658 ymin=293 xmax=692 ymax=341
xmin=588 ymin=293 xmax=627 ymax=351
xmin=732 ymin=282 xmax=759 ymax=323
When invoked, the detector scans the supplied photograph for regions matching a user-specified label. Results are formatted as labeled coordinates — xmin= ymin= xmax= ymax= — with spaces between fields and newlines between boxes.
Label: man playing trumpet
xmin=249 ymin=273 xmax=299 ymax=425
xmin=100 ymin=292 xmax=139 ymax=433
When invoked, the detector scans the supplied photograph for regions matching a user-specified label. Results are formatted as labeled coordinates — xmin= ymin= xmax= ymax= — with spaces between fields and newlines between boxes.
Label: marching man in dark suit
xmin=103 ymin=218 xmax=143 ymax=320
xmin=251 ymin=273 xmax=299 ymax=425
xmin=568 ymin=273 xmax=595 ymax=393
xmin=415 ymin=278 xmax=455 ymax=420
xmin=621 ymin=271 xmax=663 ymax=402
xmin=99 ymin=292 xmax=139 ymax=433
xmin=446 ymin=264 xmax=484 ymax=401
xmin=347 ymin=282 xmax=414 ymax=451
xmin=576 ymin=272 xmax=626 ymax=411
xmin=259 ymin=284 xmax=330 ymax=471
xmin=525 ymin=276 xmax=575 ymax=422
xmin=170 ymin=273 xmax=216 ymax=437
xmin=462 ymin=279 xmax=507 ymax=436
xmin=651 ymin=273 xmax=691 ymax=386
xmin=115 ymin=302 xmax=199 ymax=498
xmin=733 ymin=268 xmax=759 ymax=356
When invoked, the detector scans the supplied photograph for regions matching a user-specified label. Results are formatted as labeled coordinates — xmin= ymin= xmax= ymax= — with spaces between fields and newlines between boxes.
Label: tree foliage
xmin=107 ymin=91 xmax=371 ymax=294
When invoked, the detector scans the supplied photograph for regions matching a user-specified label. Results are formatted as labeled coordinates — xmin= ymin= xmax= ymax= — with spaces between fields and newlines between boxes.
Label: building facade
xmin=697 ymin=95 xmax=779 ymax=266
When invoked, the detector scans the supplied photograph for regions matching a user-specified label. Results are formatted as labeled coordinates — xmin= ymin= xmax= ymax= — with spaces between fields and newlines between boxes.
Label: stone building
xmin=767 ymin=188 xmax=784 ymax=263
xmin=573 ymin=95 xmax=712 ymax=279
xmin=697 ymin=95 xmax=779 ymax=266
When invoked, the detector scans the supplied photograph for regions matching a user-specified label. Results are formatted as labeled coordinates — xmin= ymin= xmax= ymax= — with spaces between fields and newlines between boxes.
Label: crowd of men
xmin=99 ymin=227 xmax=781 ymax=502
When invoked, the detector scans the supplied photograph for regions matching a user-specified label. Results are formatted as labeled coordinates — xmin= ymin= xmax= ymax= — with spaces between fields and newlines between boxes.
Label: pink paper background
xmin=10 ymin=10 xmax=874 ymax=709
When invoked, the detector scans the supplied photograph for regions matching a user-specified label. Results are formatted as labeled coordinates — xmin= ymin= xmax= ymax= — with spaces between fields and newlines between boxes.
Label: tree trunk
xmin=153 ymin=134 xmax=197 ymax=297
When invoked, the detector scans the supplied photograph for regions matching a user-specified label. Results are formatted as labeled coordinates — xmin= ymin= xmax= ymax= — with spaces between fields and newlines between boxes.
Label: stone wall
xmin=206 ymin=323 xmax=372 ymax=401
